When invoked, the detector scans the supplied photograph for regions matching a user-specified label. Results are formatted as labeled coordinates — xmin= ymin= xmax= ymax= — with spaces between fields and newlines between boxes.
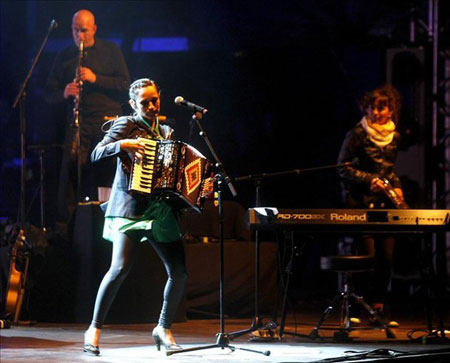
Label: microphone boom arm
xmin=234 ymin=162 xmax=352 ymax=182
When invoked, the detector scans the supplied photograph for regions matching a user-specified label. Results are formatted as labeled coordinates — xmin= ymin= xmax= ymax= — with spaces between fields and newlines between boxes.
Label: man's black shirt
xmin=45 ymin=37 xmax=130 ymax=121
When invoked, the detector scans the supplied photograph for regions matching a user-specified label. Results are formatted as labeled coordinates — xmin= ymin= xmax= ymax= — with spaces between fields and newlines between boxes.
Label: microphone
xmin=49 ymin=19 xmax=58 ymax=31
xmin=174 ymin=96 xmax=208 ymax=114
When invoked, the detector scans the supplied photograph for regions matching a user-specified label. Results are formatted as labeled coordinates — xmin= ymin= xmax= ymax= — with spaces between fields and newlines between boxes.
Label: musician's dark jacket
xmin=91 ymin=115 xmax=174 ymax=218
xmin=337 ymin=122 xmax=401 ymax=208
xmin=44 ymin=37 xmax=130 ymax=120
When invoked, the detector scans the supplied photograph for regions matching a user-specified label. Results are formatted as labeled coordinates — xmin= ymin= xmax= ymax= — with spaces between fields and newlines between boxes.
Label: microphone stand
xmin=167 ymin=112 xmax=269 ymax=357
xmin=12 ymin=20 xmax=57 ymax=230
xmin=9 ymin=20 xmax=57 ymax=325
xmin=228 ymin=162 xmax=351 ymax=341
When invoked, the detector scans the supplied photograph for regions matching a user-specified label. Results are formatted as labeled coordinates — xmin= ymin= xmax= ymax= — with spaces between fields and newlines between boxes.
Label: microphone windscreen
xmin=174 ymin=96 xmax=184 ymax=105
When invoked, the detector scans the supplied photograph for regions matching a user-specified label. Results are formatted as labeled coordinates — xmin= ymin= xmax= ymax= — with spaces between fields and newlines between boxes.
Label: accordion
xmin=129 ymin=138 xmax=211 ymax=213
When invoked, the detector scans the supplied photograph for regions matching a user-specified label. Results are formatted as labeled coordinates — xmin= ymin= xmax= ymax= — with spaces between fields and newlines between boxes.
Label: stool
xmin=309 ymin=255 xmax=396 ymax=341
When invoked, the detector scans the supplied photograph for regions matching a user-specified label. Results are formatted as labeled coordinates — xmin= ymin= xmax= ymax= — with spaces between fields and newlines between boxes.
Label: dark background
xmin=2 ymin=0 xmax=448 ymax=222
xmin=0 ymin=1 xmax=449 ymax=322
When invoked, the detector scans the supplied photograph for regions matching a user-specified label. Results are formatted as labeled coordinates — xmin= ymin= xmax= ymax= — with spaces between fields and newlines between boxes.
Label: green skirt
xmin=103 ymin=200 xmax=181 ymax=243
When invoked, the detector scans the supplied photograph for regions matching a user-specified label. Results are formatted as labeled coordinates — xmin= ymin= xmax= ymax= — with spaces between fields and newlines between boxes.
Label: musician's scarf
xmin=360 ymin=116 xmax=395 ymax=148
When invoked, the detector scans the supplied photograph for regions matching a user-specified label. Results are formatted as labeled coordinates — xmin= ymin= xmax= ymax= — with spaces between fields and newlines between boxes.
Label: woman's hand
xmin=201 ymin=177 xmax=216 ymax=199
xmin=393 ymin=187 xmax=404 ymax=199
xmin=120 ymin=139 xmax=146 ymax=161
xmin=370 ymin=178 xmax=405 ymax=200
xmin=370 ymin=177 xmax=385 ymax=192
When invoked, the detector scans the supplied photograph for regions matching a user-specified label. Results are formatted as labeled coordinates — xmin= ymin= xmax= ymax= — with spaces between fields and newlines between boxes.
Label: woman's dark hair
xmin=360 ymin=84 xmax=402 ymax=122
xmin=129 ymin=78 xmax=160 ymax=100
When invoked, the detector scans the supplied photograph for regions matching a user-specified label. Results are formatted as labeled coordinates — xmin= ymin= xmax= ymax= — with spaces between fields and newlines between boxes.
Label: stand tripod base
xmin=308 ymin=291 xmax=396 ymax=341
xmin=166 ymin=333 xmax=271 ymax=357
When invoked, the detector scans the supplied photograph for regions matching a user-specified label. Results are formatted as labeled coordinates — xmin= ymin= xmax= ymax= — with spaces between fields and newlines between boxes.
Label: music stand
xmin=226 ymin=175 xmax=278 ymax=341
xmin=229 ymin=163 xmax=351 ymax=341
xmin=27 ymin=144 xmax=63 ymax=231
xmin=166 ymin=112 xmax=270 ymax=357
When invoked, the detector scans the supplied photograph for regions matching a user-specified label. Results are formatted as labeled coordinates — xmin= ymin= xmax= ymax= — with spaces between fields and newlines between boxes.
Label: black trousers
xmin=90 ymin=230 xmax=187 ymax=329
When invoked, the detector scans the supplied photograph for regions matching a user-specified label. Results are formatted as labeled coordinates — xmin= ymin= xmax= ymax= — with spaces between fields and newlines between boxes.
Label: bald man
xmin=45 ymin=9 xmax=130 ymax=222
xmin=62 ymin=10 xmax=98 ymax=99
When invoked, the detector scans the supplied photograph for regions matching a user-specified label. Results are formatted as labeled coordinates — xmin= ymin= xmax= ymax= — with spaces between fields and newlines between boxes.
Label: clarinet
xmin=70 ymin=41 xmax=84 ymax=161
xmin=72 ymin=40 xmax=84 ymax=128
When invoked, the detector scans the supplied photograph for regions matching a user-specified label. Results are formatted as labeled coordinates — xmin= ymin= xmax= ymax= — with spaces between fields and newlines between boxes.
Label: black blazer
xmin=91 ymin=116 xmax=174 ymax=218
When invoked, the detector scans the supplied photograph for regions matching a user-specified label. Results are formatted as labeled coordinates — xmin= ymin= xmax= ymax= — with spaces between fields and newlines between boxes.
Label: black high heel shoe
xmin=152 ymin=326 xmax=182 ymax=351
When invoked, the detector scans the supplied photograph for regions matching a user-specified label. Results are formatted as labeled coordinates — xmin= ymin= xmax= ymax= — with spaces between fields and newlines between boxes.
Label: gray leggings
xmin=90 ymin=230 xmax=187 ymax=329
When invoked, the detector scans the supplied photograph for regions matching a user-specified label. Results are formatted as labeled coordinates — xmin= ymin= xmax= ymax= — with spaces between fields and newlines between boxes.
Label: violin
xmin=380 ymin=178 xmax=409 ymax=209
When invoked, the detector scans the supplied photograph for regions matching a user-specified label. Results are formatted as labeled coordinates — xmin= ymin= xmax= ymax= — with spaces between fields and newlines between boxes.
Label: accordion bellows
xmin=129 ymin=138 xmax=211 ymax=213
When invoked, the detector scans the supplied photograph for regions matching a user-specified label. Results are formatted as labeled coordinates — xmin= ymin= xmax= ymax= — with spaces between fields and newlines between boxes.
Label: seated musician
xmin=83 ymin=78 xmax=201 ymax=355
xmin=337 ymin=84 xmax=406 ymax=326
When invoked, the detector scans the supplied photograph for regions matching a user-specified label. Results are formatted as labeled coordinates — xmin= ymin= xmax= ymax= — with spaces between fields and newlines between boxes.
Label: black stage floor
xmin=2 ymin=313 xmax=450 ymax=362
